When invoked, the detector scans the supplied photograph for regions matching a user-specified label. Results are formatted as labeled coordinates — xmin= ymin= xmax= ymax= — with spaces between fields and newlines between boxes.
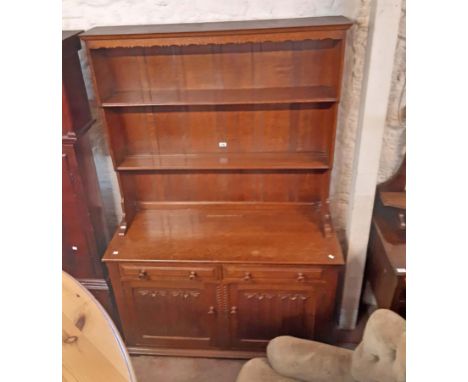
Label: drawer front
xmin=223 ymin=265 xmax=323 ymax=283
xmin=119 ymin=263 xmax=219 ymax=282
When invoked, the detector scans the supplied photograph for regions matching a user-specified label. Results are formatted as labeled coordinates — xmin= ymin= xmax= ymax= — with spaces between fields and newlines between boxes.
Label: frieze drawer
xmin=222 ymin=265 xmax=324 ymax=283
xmin=119 ymin=263 xmax=219 ymax=282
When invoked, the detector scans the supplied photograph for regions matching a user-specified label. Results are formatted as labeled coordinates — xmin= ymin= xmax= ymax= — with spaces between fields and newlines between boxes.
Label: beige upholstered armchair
xmin=237 ymin=309 xmax=406 ymax=382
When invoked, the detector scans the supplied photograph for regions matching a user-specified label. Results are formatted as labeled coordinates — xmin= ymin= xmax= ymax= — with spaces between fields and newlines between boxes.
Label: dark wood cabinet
xmin=227 ymin=282 xmax=317 ymax=350
xmin=62 ymin=31 xmax=118 ymax=322
xmin=62 ymin=143 xmax=100 ymax=278
xmin=125 ymin=283 xmax=218 ymax=348
xmin=108 ymin=261 xmax=339 ymax=357
xmin=81 ymin=16 xmax=352 ymax=357
xmin=365 ymin=158 xmax=406 ymax=317
xmin=114 ymin=262 xmax=219 ymax=349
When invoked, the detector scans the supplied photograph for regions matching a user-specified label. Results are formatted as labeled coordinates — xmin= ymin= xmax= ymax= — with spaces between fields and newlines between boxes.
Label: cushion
xmin=267 ymin=336 xmax=355 ymax=382
xmin=351 ymin=309 xmax=406 ymax=382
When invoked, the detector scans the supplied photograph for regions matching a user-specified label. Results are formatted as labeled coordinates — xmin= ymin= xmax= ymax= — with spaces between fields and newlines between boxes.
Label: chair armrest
xmin=267 ymin=336 xmax=354 ymax=382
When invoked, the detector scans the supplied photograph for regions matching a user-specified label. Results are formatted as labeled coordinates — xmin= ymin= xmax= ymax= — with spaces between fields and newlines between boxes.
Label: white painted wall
xmin=63 ymin=0 xmax=361 ymax=30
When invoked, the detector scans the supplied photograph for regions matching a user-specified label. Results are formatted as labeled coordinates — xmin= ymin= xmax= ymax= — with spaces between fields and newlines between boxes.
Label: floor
xmin=131 ymin=356 xmax=245 ymax=382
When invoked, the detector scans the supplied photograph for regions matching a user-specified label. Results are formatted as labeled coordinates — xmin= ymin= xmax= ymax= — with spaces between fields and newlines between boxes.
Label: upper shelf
xmin=101 ymin=86 xmax=337 ymax=108
xmin=116 ymin=152 xmax=329 ymax=171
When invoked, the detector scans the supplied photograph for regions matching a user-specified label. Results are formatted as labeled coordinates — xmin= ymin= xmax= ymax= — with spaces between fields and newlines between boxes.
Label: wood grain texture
xmin=101 ymin=87 xmax=337 ymax=107
xmin=62 ymin=272 xmax=136 ymax=382
xmin=104 ymin=103 xmax=334 ymax=162
xmin=107 ymin=260 xmax=340 ymax=352
xmin=117 ymin=152 xmax=329 ymax=171
xmin=103 ymin=205 xmax=343 ymax=265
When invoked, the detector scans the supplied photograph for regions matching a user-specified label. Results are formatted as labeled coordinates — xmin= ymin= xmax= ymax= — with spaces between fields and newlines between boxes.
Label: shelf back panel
xmin=121 ymin=171 xmax=325 ymax=205
xmin=103 ymin=104 xmax=334 ymax=159
xmin=90 ymin=40 xmax=342 ymax=103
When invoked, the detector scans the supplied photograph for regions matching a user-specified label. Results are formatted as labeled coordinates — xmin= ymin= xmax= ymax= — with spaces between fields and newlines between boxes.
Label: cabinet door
xmin=121 ymin=280 xmax=220 ymax=349
xmin=227 ymin=282 xmax=321 ymax=351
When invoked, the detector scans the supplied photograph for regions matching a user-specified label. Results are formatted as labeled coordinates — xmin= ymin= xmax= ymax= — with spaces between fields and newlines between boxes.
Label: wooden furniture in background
xmin=62 ymin=271 xmax=136 ymax=382
xmin=81 ymin=16 xmax=352 ymax=358
xmin=62 ymin=31 xmax=118 ymax=322
xmin=365 ymin=157 xmax=406 ymax=317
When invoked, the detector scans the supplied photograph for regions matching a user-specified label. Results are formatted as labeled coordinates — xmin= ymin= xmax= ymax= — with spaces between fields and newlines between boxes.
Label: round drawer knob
xmin=297 ymin=273 xmax=305 ymax=282
xmin=243 ymin=272 xmax=252 ymax=281
xmin=207 ymin=306 xmax=216 ymax=315
xmin=189 ymin=271 xmax=197 ymax=280
xmin=230 ymin=306 xmax=237 ymax=315
xmin=138 ymin=270 xmax=148 ymax=280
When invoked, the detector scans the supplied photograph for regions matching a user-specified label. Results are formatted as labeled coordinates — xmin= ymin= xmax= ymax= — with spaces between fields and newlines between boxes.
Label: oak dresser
xmin=81 ymin=16 xmax=352 ymax=358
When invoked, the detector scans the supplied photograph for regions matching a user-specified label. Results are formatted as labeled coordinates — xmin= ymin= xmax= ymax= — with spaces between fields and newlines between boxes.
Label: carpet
xmin=131 ymin=356 xmax=245 ymax=382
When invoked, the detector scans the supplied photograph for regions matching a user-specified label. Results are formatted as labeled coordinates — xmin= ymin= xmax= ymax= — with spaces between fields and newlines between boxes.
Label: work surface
xmin=104 ymin=204 xmax=343 ymax=265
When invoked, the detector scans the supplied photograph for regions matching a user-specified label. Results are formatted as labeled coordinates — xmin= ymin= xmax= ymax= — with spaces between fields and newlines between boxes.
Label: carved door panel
xmin=227 ymin=283 xmax=320 ymax=350
xmin=121 ymin=280 xmax=219 ymax=349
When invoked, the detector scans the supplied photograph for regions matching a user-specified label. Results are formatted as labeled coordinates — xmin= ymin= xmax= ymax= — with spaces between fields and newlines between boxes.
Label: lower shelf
xmin=101 ymin=86 xmax=338 ymax=107
xmin=116 ymin=152 xmax=329 ymax=171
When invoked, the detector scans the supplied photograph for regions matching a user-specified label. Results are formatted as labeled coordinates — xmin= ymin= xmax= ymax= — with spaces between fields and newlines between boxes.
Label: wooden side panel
xmin=366 ymin=224 xmax=399 ymax=308
xmin=62 ymin=46 xmax=92 ymax=135
xmin=87 ymin=49 xmax=115 ymax=102
xmin=74 ymin=132 xmax=109 ymax=253
xmin=62 ymin=145 xmax=102 ymax=279
xmin=100 ymin=109 xmax=130 ymax=165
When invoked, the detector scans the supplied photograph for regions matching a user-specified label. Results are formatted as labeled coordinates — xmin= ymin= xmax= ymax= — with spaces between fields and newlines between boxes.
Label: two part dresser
xmin=81 ymin=16 xmax=352 ymax=358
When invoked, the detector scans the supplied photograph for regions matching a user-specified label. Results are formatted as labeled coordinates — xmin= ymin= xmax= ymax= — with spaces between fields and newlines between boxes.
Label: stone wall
xmin=63 ymin=0 xmax=405 ymax=237
xmin=330 ymin=0 xmax=372 ymax=237
xmin=378 ymin=0 xmax=406 ymax=182
xmin=331 ymin=0 xmax=406 ymax=241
